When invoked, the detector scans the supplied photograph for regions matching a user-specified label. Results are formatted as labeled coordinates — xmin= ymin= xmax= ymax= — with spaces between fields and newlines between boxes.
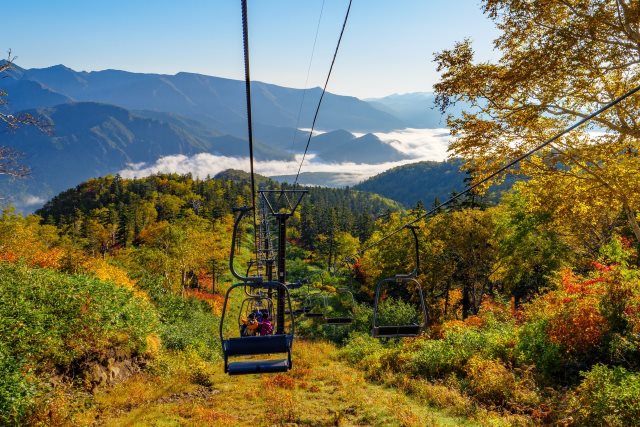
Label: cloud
xmin=22 ymin=195 xmax=47 ymax=207
xmin=119 ymin=128 xmax=452 ymax=186
xmin=374 ymin=128 xmax=451 ymax=159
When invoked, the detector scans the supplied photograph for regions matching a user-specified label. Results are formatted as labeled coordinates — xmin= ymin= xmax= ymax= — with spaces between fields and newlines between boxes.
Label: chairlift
xmin=324 ymin=287 xmax=355 ymax=325
xmin=303 ymin=292 xmax=326 ymax=319
xmin=372 ymin=225 xmax=428 ymax=338
xmin=220 ymin=206 xmax=295 ymax=375
xmin=238 ymin=292 xmax=274 ymax=331
xmin=220 ymin=281 xmax=295 ymax=375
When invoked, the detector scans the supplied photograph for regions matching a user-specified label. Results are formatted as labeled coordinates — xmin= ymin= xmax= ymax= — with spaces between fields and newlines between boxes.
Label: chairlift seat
xmin=304 ymin=312 xmax=325 ymax=318
xmin=372 ymin=324 xmax=421 ymax=338
xmin=223 ymin=334 xmax=292 ymax=356
xmin=223 ymin=334 xmax=293 ymax=374
xmin=286 ymin=281 xmax=304 ymax=289
xmin=325 ymin=317 xmax=353 ymax=325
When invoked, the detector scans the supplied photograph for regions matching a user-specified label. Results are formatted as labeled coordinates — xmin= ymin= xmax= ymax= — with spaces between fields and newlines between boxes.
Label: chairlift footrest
xmin=227 ymin=359 xmax=290 ymax=375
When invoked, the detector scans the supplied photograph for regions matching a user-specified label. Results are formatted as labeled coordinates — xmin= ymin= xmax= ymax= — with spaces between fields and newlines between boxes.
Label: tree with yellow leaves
xmin=434 ymin=0 xmax=640 ymax=243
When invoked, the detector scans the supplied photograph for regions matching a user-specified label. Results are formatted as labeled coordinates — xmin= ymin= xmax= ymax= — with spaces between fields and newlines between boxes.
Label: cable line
xmin=351 ymin=82 xmax=640 ymax=259
xmin=289 ymin=0 xmax=326 ymax=161
xmin=294 ymin=0 xmax=353 ymax=186
xmin=241 ymin=0 xmax=258 ymax=253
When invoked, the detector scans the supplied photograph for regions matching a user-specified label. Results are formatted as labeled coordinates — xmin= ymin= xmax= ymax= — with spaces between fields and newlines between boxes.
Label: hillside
xmin=354 ymin=160 xmax=467 ymax=207
xmin=82 ymin=340 xmax=475 ymax=426
xmin=36 ymin=172 xmax=400 ymax=249
xmin=353 ymin=160 xmax=518 ymax=208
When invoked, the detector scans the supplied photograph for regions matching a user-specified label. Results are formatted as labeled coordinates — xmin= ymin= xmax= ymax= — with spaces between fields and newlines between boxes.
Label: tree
xmin=434 ymin=0 xmax=640 ymax=243
xmin=492 ymin=190 xmax=571 ymax=306
xmin=0 ymin=51 xmax=51 ymax=177
xmin=423 ymin=209 xmax=498 ymax=319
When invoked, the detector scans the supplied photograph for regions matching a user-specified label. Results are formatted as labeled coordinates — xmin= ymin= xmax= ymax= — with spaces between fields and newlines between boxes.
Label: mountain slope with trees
xmin=354 ymin=160 xmax=467 ymax=207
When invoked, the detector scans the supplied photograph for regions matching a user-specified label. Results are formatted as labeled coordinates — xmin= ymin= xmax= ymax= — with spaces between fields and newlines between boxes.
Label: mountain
xmin=1 ymin=79 xmax=72 ymax=112
xmin=0 ymin=63 xmax=439 ymax=211
xmin=308 ymin=130 xmax=410 ymax=163
xmin=0 ymin=102 xmax=292 ymax=207
xmin=366 ymin=92 xmax=470 ymax=128
xmin=13 ymin=65 xmax=406 ymax=134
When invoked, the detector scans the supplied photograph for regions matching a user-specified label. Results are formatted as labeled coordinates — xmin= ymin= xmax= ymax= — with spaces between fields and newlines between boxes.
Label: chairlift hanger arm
xmin=230 ymin=206 xmax=262 ymax=284
xmin=394 ymin=225 xmax=420 ymax=279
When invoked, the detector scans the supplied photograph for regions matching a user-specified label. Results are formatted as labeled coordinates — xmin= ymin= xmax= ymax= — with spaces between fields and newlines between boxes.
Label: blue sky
xmin=2 ymin=0 xmax=499 ymax=98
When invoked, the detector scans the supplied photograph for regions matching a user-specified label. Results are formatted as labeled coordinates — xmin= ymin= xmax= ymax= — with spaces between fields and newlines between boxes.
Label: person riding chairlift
xmin=259 ymin=309 xmax=273 ymax=336
xmin=241 ymin=311 xmax=260 ymax=336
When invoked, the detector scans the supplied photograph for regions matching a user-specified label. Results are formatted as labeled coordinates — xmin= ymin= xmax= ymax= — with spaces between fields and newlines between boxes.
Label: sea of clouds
xmin=119 ymin=128 xmax=452 ymax=186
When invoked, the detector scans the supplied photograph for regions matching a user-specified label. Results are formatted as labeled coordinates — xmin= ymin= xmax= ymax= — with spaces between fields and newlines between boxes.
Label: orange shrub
xmin=464 ymin=315 xmax=485 ymax=328
xmin=547 ymin=297 xmax=607 ymax=354
xmin=185 ymin=289 xmax=224 ymax=315
xmin=263 ymin=373 xmax=296 ymax=390
xmin=478 ymin=295 xmax=513 ymax=322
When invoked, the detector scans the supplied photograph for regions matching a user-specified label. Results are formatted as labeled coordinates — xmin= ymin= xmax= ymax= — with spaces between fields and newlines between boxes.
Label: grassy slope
xmin=80 ymin=340 xmax=473 ymax=427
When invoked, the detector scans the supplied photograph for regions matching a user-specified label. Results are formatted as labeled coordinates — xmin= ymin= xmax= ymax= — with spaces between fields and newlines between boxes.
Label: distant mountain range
xmin=4 ymin=63 xmax=406 ymax=134
xmin=0 ymin=63 xmax=456 ymax=210
xmin=366 ymin=92 xmax=470 ymax=128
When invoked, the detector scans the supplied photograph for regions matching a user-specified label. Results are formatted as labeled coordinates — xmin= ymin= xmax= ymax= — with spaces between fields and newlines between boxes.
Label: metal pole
xmin=276 ymin=213 xmax=288 ymax=334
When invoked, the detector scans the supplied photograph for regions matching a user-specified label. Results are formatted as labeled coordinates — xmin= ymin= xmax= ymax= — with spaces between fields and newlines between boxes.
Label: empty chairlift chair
xmin=303 ymin=293 xmax=326 ymax=319
xmin=372 ymin=225 xmax=429 ymax=338
xmin=324 ymin=287 xmax=355 ymax=325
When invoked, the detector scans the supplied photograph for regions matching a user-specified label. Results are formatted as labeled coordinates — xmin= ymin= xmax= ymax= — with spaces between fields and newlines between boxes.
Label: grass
xmin=74 ymin=340 xmax=478 ymax=427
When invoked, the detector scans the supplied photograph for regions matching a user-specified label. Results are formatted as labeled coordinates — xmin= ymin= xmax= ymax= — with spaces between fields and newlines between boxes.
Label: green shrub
xmin=566 ymin=364 xmax=640 ymax=426
xmin=0 ymin=262 xmax=159 ymax=424
xmin=137 ymin=275 xmax=220 ymax=361
xmin=376 ymin=297 xmax=420 ymax=327
xmin=0 ymin=346 xmax=35 ymax=426
xmin=339 ymin=332 xmax=384 ymax=366
xmin=0 ymin=262 xmax=158 ymax=370
xmin=515 ymin=319 xmax=562 ymax=379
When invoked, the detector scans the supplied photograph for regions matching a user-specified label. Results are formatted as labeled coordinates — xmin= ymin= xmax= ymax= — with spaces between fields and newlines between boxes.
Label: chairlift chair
xmin=303 ymin=292 xmax=326 ymax=318
xmin=238 ymin=292 xmax=274 ymax=329
xmin=220 ymin=281 xmax=295 ymax=375
xmin=324 ymin=287 xmax=355 ymax=325
xmin=221 ymin=206 xmax=296 ymax=375
xmin=372 ymin=225 xmax=429 ymax=338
